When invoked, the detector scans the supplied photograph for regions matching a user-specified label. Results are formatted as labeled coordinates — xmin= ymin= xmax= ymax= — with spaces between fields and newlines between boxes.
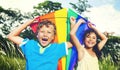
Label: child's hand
xmin=70 ymin=16 xmax=76 ymax=24
xmin=88 ymin=22 xmax=95 ymax=29
xmin=70 ymin=16 xmax=76 ymax=28
xmin=28 ymin=16 xmax=40 ymax=25
xmin=77 ymin=18 xmax=85 ymax=24
xmin=33 ymin=16 xmax=41 ymax=23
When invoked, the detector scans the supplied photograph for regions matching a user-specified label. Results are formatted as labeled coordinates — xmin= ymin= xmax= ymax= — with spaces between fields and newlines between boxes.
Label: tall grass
xmin=99 ymin=55 xmax=119 ymax=70
xmin=0 ymin=54 xmax=25 ymax=70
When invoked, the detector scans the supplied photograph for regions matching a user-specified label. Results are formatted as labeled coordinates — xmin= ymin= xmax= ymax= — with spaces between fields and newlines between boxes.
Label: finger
xmin=35 ymin=16 xmax=40 ymax=22
xmin=70 ymin=16 xmax=75 ymax=21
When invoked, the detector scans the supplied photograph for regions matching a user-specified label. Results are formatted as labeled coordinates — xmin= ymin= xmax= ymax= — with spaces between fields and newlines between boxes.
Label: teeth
xmin=88 ymin=42 xmax=93 ymax=44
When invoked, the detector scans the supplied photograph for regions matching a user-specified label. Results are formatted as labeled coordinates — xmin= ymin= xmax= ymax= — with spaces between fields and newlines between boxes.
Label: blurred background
xmin=0 ymin=0 xmax=120 ymax=70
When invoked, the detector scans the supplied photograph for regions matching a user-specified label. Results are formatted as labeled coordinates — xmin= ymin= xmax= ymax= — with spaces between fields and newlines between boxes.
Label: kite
xmin=30 ymin=8 xmax=89 ymax=70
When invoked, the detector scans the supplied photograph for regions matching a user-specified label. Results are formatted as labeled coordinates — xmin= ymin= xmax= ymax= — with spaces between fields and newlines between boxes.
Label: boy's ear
xmin=36 ymin=32 xmax=38 ymax=38
xmin=37 ymin=35 xmax=38 ymax=38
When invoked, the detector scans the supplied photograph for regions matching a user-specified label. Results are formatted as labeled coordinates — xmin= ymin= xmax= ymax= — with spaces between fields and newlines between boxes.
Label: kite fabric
xmin=30 ymin=8 xmax=89 ymax=70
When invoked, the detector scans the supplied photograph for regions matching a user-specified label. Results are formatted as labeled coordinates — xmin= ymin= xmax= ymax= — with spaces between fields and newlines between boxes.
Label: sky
xmin=0 ymin=0 xmax=120 ymax=36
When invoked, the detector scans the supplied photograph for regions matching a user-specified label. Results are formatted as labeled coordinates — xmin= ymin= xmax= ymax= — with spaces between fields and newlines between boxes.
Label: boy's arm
xmin=70 ymin=17 xmax=85 ymax=60
xmin=88 ymin=23 xmax=108 ymax=50
xmin=7 ymin=19 xmax=35 ymax=46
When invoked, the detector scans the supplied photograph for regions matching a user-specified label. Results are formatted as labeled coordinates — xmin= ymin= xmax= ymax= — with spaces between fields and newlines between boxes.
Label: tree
xmin=33 ymin=0 xmax=62 ymax=15
xmin=0 ymin=6 xmax=24 ymax=35
xmin=102 ymin=36 xmax=120 ymax=64
xmin=70 ymin=0 xmax=91 ymax=14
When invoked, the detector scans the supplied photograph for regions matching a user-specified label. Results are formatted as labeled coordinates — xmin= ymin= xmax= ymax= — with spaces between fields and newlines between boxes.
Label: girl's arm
xmin=88 ymin=23 xmax=108 ymax=50
xmin=7 ymin=19 xmax=36 ymax=46
xmin=70 ymin=16 xmax=85 ymax=61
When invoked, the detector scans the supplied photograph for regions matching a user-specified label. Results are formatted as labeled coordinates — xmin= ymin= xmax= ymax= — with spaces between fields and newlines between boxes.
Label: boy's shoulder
xmin=22 ymin=38 xmax=38 ymax=45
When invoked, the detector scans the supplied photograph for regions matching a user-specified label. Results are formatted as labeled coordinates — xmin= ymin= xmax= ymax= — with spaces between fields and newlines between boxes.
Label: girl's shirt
xmin=77 ymin=49 xmax=99 ymax=70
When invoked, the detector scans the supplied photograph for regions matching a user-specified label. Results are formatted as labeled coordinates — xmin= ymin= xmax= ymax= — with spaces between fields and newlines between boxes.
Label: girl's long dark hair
xmin=83 ymin=28 xmax=102 ymax=59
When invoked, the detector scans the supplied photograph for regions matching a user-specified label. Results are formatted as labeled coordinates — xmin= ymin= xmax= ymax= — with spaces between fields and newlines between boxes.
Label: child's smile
xmin=37 ymin=25 xmax=55 ymax=47
xmin=84 ymin=32 xmax=97 ymax=48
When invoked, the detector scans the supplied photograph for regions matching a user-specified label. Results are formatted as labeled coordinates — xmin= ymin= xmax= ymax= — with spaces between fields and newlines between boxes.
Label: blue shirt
xmin=20 ymin=38 xmax=68 ymax=70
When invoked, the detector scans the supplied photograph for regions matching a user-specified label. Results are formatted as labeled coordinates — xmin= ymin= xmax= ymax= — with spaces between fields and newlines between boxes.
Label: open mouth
xmin=40 ymin=38 xmax=49 ymax=47
xmin=42 ymin=38 xmax=48 ymax=41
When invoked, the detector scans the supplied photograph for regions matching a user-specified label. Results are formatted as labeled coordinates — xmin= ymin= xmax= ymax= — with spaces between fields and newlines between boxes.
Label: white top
xmin=77 ymin=49 xmax=99 ymax=70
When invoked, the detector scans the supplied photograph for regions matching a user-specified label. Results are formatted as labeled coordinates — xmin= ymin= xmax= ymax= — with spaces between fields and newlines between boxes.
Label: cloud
xmin=84 ymin=4 xmax=120 ymax=35
xmin=0 ymin=0 xmax=45 ymax=12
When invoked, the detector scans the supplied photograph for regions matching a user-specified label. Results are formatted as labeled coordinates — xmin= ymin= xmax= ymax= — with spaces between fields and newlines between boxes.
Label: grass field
xmin=0 ymin=54 xmax=119 ymax=70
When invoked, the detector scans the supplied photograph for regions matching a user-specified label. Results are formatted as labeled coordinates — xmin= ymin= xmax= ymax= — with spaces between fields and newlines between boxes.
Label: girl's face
xmin=37 ymin=25 xmax=55 ymax=47
xmin=84 ymin=32 xmax=97 ymax=48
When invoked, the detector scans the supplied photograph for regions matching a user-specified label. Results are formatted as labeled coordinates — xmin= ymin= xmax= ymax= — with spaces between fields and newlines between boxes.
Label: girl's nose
xmin=89 ymin=37 xmax=92 ymax=41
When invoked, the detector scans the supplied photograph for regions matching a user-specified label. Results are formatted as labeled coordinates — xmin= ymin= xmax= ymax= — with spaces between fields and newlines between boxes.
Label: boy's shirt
xmin=20 ymin=38 xmax=68 ymax=70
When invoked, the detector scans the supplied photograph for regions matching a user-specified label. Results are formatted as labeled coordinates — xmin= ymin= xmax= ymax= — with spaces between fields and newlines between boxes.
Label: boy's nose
xmin=43 ymin=32 xmax=47 ymax=36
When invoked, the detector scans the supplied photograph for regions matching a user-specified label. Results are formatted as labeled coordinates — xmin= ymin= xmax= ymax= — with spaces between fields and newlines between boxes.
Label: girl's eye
xmin=93 ymin=37 xmax=96 ymax=39
xmin=86 ymin=35 xmax=90 ymax=38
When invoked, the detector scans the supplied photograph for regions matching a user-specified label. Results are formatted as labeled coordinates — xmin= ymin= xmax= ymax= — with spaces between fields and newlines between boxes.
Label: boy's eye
xmin=48 ymin=31 xmax=51 ymax=33
xmin=40 ymin=30 xmax=44 ymax=33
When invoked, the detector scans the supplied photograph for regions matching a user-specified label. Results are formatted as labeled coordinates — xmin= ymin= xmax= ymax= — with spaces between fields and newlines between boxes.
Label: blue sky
xmin=114 ymin=0 xmax=120 ymax=11
xmin=0 ymin=0 xmax=120 ymax=36
xmin=88 ymin=0 xmax=120 ymax=11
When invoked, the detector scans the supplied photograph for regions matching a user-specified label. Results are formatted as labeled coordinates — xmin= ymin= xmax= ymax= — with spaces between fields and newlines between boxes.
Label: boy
xmin=7 ymin=18 xmax=72 ymax=70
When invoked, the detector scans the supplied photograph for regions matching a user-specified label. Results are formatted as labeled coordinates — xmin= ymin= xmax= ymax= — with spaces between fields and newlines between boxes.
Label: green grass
xmin=0 ymin=54 xmax=25 ymax=70
xmin=99 ymin=55 xmax=119 ymax=70
xmin=0 ymin=54 xmax=119 ymax=70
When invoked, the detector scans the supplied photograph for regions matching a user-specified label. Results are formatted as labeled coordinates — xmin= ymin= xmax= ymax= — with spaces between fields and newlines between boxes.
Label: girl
xmin=70 ymin=16 xmax=108 ymax=70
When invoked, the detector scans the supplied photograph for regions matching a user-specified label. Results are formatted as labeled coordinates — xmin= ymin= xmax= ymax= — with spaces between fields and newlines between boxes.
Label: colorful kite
xmin=30 ymin=8 xmax=89 ymax=70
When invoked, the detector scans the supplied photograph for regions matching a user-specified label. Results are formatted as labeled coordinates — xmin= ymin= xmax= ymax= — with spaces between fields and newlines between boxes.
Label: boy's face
xmin=37 ymin=25 xmax=55 ymax=47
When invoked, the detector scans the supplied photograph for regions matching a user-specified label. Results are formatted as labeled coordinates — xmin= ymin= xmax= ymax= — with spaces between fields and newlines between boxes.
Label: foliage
xmin=69 ymin=0 xmax=91 ymax=14
xmin=99 ymin=55 xmax=119 ymax=70
xmin=0 ymin=55 xmax=25 ymax=70
xmin=0 ymin=6 xmax=22 ymax=35
xmin=0 ymin=35 xmax=24 ymax=58
xmin=0 ymin=6 xmax=30 ymax=35
xmin=33 ymin=0 xmax=62 ymax=15
xmin=102 ymin=36 xmax=120 ymax=64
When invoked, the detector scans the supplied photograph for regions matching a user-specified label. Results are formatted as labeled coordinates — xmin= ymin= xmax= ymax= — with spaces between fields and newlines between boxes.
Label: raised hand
xmin=88 ymin=22 xmax=95 ymax=29
xmin=77 ymin=18 xmax=86 ymax=24
xmin=32 ymin=16 xmax=41 ymax=23
xmin=70 ymin=16 xmax=76 ymax=29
